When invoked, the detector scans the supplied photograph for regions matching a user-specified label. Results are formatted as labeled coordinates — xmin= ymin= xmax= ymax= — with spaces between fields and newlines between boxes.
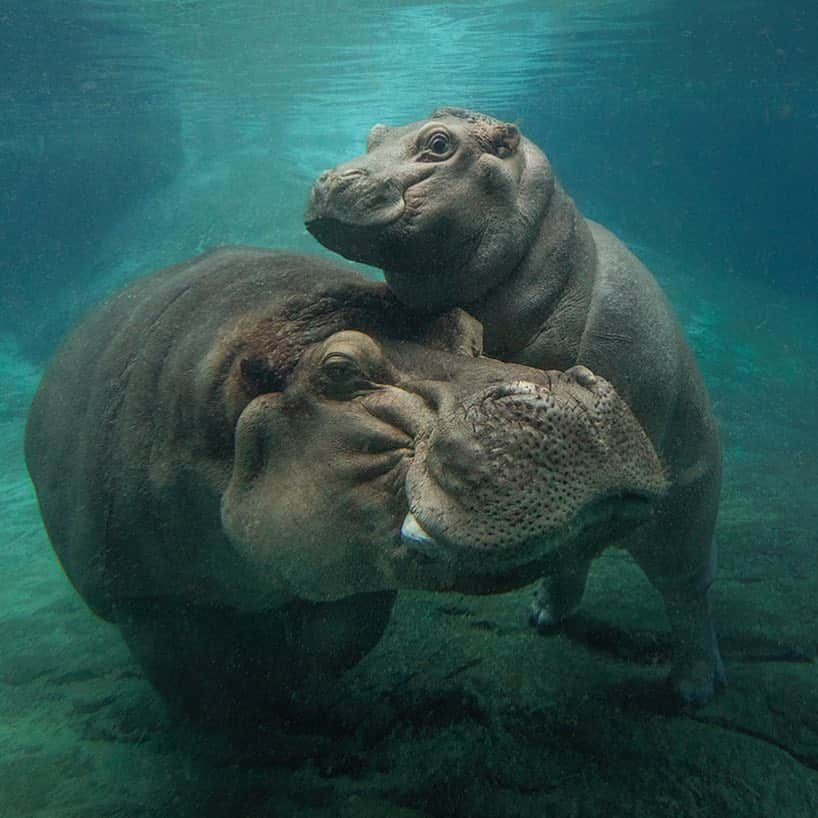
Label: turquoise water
xmin=2 ymin=2 xmax=817 ymax=816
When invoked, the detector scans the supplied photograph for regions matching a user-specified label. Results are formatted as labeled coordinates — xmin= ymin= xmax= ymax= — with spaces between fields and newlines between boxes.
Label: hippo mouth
xmin=400 ymin=492 xmax=655 ymax=554
xmin=397 ymin=492 xmax=656 ymax=595
xmin=305 ymin=217 xmax=393 ymax=268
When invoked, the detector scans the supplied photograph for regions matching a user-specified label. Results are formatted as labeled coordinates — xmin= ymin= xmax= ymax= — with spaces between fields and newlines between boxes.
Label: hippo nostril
xmin=564 ymin=365 xmax=598 ymax=390
xmin=489 ymin=380 xmax=546 ymax=400
xmin=339 ymin=168 xmax=367 ymax=181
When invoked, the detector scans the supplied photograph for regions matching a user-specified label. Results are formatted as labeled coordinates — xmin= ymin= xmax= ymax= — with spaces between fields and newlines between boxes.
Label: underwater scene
xmin=2 ymin=1 xmax=817 ymax=815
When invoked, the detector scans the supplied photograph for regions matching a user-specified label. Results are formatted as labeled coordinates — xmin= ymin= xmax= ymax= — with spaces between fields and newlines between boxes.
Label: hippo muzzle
xmin=392 ymin=368 xmax=668 ymax=593
xmin=304 ymin=121 xmax=452 ymax=269
xmin=304 ymin=166 xmax=409 ymax=268
xmin=306 ymin=168 xmax=405 ymax=229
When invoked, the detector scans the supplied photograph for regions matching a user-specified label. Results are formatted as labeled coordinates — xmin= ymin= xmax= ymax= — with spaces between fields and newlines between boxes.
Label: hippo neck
xmin=466 ymin=183 xmax=596 ymax=367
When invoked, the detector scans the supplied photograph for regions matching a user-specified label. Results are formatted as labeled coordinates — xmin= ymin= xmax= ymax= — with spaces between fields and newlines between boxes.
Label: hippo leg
xmin=627 ymin=474 xmax=726 ymax=706
xmin=117 ymin=592 xmax=396 ymax=729
xmin=528 ymin=557 xmax=593 ymax=630
xmin=660 ymin=582 xmax=727 ymax=705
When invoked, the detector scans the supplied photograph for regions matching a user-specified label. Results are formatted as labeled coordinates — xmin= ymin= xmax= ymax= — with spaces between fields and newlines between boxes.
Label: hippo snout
xmin=401 ymin=371 xmax=668 ymax=573
xmin=305 ymin=166 xmax=405 ymax=230
xmin=419 ymin=380 xmax=551 ymax=497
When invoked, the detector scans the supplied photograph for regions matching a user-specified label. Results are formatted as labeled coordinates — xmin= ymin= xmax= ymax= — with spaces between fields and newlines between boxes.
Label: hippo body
xmin=25 ymin=247 xmax=665 ymax=724
xmin=306 ymin=108 xmax=725 ymax=704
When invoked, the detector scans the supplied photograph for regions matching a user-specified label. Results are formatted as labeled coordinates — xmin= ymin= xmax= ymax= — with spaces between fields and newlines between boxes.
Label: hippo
xmin=305 ymin=107 xmax=726 ymax=705
xmin=25 ymin=247 xmax=666 ymax=725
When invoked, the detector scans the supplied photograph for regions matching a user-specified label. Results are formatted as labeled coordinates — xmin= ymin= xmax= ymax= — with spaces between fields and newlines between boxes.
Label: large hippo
xmin=25 ymin=247 xmax=665 ymax=725
xmin=305 ymin=107 xmax=725 ymax=705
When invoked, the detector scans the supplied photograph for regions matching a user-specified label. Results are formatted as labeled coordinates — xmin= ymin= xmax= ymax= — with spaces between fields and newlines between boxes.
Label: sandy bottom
xmin=1 ymin=259 xmax=817 ymax=817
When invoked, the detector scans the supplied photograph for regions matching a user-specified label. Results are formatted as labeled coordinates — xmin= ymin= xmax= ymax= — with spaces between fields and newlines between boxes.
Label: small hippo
xmin=25 ymin=247 xmax=665 ymax=725
xmin=306 ymin=107 xmax=725 ymax=705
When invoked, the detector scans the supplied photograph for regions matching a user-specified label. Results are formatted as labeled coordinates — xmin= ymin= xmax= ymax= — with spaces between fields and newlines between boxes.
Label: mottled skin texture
xmin=25 ymin=247 xmax=665 ymax=725
xmin=306 ymin=108 xmax=726 ymax=704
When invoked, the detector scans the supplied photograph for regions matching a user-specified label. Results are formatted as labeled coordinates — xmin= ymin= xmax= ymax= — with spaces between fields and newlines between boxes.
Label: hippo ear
xmin=367 ymin=123 xmax=390 ymax=151
xmin=492 ymin=122 xmax=520 ymax=159
xmin=220 ymin=355 xmax=286 ymax=429
xmin=239 ymin=356 xmax=284 ymax=395
xmin=417 ymin=308 xmax=484 ymax=357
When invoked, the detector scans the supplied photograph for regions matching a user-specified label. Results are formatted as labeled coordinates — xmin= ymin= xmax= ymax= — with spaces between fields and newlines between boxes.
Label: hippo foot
xmin=669 ymin=650 xmax=727 ymax=707
xmin=527 ymin=588 xmax=571 ymax=631
xmin=527 ymin=563 xmax=591 ymax=632
xmin=527 ymin=599 xmax=566 ymax=631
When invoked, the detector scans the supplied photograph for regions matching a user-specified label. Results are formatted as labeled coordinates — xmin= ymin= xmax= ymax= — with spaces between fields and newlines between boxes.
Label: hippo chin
xmin=25 ymin=247 xmax=665 ymax=726
xmin=307 ymin=107 xmax=726 ymax=706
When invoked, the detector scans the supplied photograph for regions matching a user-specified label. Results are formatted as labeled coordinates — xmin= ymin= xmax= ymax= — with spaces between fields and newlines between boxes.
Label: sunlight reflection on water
xmin=70 ymin=0 xmax=656 ymax=171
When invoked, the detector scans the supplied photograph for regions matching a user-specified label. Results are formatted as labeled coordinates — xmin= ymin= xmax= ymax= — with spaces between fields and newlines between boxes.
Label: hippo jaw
xmin=395 ymin=493 xmax=655 ymax=595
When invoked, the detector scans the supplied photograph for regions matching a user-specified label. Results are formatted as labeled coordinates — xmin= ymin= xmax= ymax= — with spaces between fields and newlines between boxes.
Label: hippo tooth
xmin=401 ymin=511 xmax=437 ymax=547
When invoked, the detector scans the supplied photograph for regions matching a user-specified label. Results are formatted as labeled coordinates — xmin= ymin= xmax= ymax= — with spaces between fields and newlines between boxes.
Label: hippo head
xmin=304 ymin=107 xmax=553 ymax=312
xmin=217 ymin=291 xmax=666 ymax=602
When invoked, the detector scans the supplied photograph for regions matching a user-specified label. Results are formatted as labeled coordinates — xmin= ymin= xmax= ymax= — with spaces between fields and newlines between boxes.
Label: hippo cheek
xmin=220 ymin=395 xmax=409 ymax=601
xmin=222 ymin=463 xmax=405 ymax=601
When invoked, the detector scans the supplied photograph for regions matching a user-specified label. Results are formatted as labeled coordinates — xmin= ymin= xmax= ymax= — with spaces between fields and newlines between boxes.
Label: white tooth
xmin=401 ymin=511 xmax=436 ymax=546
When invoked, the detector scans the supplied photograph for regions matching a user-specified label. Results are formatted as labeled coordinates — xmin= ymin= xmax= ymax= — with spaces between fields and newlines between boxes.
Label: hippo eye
xmin=322 ymin=352 xmax=360 ymax=379
xmin=319 ymin=352 xmax=371 ymax=397
xmin=422 ymin=130 xmax=454 ymax=160
xmin=429 ymin=134 xmax=449 ymax=153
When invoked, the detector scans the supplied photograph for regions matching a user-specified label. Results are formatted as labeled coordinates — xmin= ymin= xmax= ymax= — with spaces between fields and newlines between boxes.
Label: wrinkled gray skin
xmin=306 ymin=107 xmax=726 ymax=705
xmin=25 ymin=247 xmax=665 ymax=725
